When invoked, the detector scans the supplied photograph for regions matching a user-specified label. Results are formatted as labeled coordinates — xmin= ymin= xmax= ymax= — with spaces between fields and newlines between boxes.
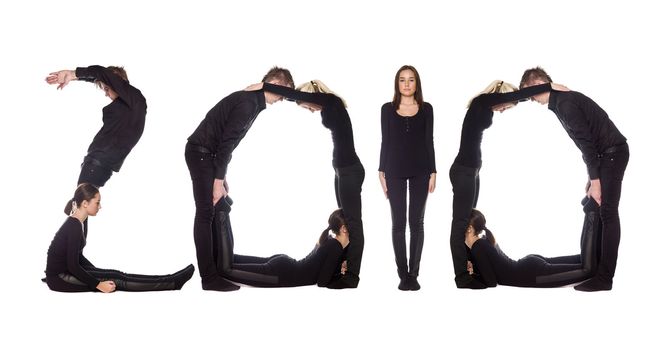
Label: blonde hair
xmin=467 ymin=80 xmax=519 ymax=108
xmin=296 ymin=80 xmax=347 ymax=108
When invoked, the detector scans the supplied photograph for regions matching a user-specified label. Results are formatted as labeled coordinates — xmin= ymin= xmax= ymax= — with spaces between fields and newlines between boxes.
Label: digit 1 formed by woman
xmin=379 ymin=65 xmax=436 ymax=291
xmin=449 ymin=80 xmax=559 ymax=289
xmin=43 ymin=183 xmax=195 ymax=292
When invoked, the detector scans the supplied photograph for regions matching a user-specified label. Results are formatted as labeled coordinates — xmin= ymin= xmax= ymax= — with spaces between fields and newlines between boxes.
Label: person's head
xmin=318 ymin=209 xmax=348 ymax=246
xmin=262 ymin=66 xmax=294 ymax=105
xmin=467 ymin=208 xmax=496 ymax=246
xmin=392 ymin=65 xmax=423 ymax=108
xmin=64 ymin=183 xmax=101 ymax=217
xmin=520 ymin=67 xmax=552 ymax=105
xmin=467 ymin=80 xmax=519 ymax=112
xmin=95 ymin=66 xmax=128 ymax=101
xmin=295 ymin=80 xmax=347 ymax=112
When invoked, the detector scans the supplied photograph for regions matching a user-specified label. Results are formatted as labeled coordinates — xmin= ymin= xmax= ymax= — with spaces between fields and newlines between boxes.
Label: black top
xmin=292 ymin=238 xmax=345 ymax=287
xmin=75 ymin=66 xmax=147 ymax=172
xmin=45 ymin=217 xmax=99 ymax=289
xmin=378 ymin=102 xmax=436 ymax=177
xmin=187 ymin=90 xmax=267 ymax=179
xmin=263 ymin=83 xmax=361 ymax=168
xmin=454 ymin=84 xmax=551 ymax=168
xmin=470 ymin=238 xmax=524 ymax=287
xmin=548 ymin=90 xmax=627 ymax=180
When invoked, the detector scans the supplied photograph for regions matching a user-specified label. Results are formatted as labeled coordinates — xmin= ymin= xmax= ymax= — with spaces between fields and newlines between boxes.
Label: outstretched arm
xmin=45 ymin=70 xmax=77 ymax=90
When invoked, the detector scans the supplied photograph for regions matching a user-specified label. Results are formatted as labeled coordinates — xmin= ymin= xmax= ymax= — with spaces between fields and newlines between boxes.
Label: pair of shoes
xmin=174 ymin=264 xmax=195 ymax=290
xmin=574 ymin=276 xmax=612 ymax=292
xmin=327 ymin=274 xmax=360 ymax=289
xmin=202 ymin=276 xmax=240 ymax=292
xmin=455 ymin=274 xmax=487 ymax=289
xmin=406 ymin=275 xmax=421 ymax=291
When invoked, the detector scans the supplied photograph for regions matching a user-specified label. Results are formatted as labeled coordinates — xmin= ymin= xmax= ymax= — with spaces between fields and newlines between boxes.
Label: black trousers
xmin=385 ymin=174 xmax=430 ymax=278
xmin=596 ymin=145 xmax=629 ymax=282
xmin=515 ymin=254 xmax=583 ymax=287
xmin=449 ymin=162 xmax=480 ymax=278
xmin=334 ymin=162 xmax=365 ymax=276
xmin=185 ymin=146 xmax=223 ymax=281
xmin=45 ymin=266 xmax=181 ymax=292
xmin=77 ymin=156 xmax=113 ymax=187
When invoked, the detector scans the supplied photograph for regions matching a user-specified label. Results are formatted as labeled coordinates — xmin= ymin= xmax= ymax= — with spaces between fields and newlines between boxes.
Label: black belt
xmin=186 ymin=143 xmax=213 ymax=154
xmin=602 ymin=143 xmax=628 ymax=154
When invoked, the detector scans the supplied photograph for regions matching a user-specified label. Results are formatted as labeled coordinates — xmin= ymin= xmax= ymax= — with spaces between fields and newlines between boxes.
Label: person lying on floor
xmin=214 ymin=202 xmax=349 ymax=288
xmin=465 ymin=200 xmax=599 ymax=289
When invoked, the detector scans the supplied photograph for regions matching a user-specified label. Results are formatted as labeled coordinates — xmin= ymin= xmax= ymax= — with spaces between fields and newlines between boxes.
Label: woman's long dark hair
xmin=469 ymin=208 xmax=496 ymax=246
xmin=318 ymin=209 xmax=347 ymax=246
xmin=64 ymin=183 xmax=99 ymax=215
xmin=392 ymin=65 xmax=424 ymax=109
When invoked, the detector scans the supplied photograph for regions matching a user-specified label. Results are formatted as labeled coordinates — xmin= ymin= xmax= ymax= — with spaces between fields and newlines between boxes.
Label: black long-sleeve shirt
xmin=187 ymin=90 xmax=267 ymax=179
xmin=233 ymin=237 xmax=344 ymax=287
xmin=378 ymin=102 xmax=436 ymax=177
xmin=294 ymin=238 xmax=345 ymax=287
xmin=75 ymin=66 xmax=147 ymax=172
xmin=548 ymin=91 xmax=627 ymax=180
xmin=454 ymin=83 xmax=551 ymax=168
xmin=262 ymin=83 xmax=361 ymax=168
xmin=45 ymin=217 xmax=99 ymax=289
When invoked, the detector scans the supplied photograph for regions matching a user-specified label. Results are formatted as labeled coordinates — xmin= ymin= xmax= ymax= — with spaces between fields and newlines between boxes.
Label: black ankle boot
xmin=202 ymin=276 xmax=240 ymax=292
xmin=174 ymin=264 xmax=195 ymax=290
xmin=407 ymin=275 xmax=421 ymax=291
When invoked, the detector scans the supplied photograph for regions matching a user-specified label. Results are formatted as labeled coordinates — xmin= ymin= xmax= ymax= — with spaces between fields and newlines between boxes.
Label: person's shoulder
xmin=381 ymin=102 xmax=395 ymax=112
xmin=421 ymin=102 xmax=434 ymax=113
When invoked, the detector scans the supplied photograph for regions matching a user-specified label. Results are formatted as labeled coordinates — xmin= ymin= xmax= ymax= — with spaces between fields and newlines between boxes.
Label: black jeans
xmin=386 ymin=174 xmax=430 ymax=278
xmin=77 ymin=156 xmax=113 ymax=187
xmin=185 ymin=146 xmax=224 ymax=281
xmin=597 ymin=145 xmax=629 ymax=282
xmin=449 ymin=162 xmax=480 ymax=278
xmin=334 ymin=162 xmax=365 ymax=276
xmin=45 ymin=266 xmax=180 ymax=292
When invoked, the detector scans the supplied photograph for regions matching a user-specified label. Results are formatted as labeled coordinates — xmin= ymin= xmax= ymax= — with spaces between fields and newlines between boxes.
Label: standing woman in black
xmin=245 ymin=80 xmax=365 ymax=289
xmin=379 ymin=65 xmax=436 ymax=291
xmin=449 ymin=80 xmax=567 ymax=288
xmin=44 ymin=183 xmax=194 ymax=292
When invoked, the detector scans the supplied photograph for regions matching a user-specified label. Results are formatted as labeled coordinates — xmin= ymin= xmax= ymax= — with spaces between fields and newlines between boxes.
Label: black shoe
xmin=574 ymin=276 xmax=612 ymax=292
xmin=407 ymin=275 xmax=421 ymax=291
xmin=202 ymin=276 xmax=240 ymax=292
xmin=398 ymin=278 xmax=410 ymax=291
xmin=174 ymin=264 xmax=195 ymax=290
xmin=327 ymin=274 xmax=360 ymax=289
xmin=455 ymin=274 xmax=487 ymax=289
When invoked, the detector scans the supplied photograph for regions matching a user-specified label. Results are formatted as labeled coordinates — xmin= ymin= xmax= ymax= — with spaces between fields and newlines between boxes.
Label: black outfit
xmin=547 ymin=90 xmax=629 ymax=290
xmin=471 ymin=240 xmax=584 ymax=288
xmin=74 ymin=65 xmax=147 ymax=187
xmin=44 ymin=217 xmax=193 ymax=292
xmin=470 ymin=197 xmax=602 ymax=288
xmin=214 ymin=200 xmax=344 ymax=287
xmin=450 ymin=84 xmax=551 ymax=286
xmin=262 ymin=83 xmax=365 ymax=284
xmin=379 ymin=102 xmax=436 ymax=282
xmin=185 ymin=90 xmax=266 ymax=284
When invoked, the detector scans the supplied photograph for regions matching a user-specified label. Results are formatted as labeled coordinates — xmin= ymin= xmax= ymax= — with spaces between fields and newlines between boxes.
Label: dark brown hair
xmin=469 ymin=208 xmax=496 ymax=246
xmin=519 ymin=66 xmax=552 ymax=88
xmin=318 ymin=209 xmax=347 ymax=246
xmin=64 ymin=183 xmax=99 ymax=215
xmin=392 ymin=65 xmax=423 ymax=109
xmin=262 ymin=66 xmax=294 ymax=88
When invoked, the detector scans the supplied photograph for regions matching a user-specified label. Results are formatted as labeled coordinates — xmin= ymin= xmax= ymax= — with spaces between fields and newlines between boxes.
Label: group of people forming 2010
xmin=42 ymin=64 xmax=628 ymax=293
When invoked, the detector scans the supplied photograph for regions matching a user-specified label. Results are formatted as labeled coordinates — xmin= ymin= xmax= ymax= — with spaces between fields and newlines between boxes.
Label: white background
xmin=1 ymin=1 xmax=665 ymax=348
